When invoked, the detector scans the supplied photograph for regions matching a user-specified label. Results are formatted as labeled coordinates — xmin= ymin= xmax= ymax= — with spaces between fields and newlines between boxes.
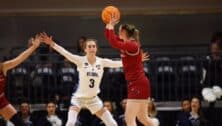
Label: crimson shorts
xmin=0 ymin=94 xmax=9 ymax=109
xmin=127 ymin=77 xmax=151 ymax=99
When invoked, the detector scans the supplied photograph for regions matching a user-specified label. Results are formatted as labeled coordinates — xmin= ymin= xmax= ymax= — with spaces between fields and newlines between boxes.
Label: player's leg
xmin=136 ymin=100 xmax=154 ymax=126
xmin=0 ymin=104 xmax=26 ymax=126
xmin=125 ymin=100 xmax=141 ymax=126
xmin=66 ymin=97 xmax=82 ymax=126
xmin=65 ymin=105 xmax=80 ymax=126
xmin=95 ymin=107 xmax=117 ymax=126
xmin=88 ymin=96 xmax=117 ymax=126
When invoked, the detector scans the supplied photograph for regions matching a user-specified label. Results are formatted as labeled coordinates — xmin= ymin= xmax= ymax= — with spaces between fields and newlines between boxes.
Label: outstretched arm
xmin=102 ymin=58 xmax=123 ymax=68
xmin=2 ymin=35 xmax=41 ymax=75
xmin=102 ymin=51 xmax=149 ymax=68
xmin=41 ymin=32 xmax=81 ymax=66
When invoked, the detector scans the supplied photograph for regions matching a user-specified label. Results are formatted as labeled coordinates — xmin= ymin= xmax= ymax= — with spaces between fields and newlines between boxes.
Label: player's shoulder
xmin=96 ymin=56 xmax=110 ymax=66
xmin=96 ymin=56 xmax=104 ymax=61
xmin=97 ymin=56 xmax=112 ymax=62
xmin=78 ymin=56 xmax=87 ymax=62
xmin=76 ymin=56 xmax=87 ymax=67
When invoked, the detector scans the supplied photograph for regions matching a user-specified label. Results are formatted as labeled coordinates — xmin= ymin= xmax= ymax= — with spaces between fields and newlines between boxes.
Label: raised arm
xmin=2 ymin=35 xmax=41 ymax=75
xmin=105 ymin=28 xmax=138 ymax=52
xmin=104 ymin=13 xmax=138 ymax=52
xmin=102 ymin=58 xmax=123 ymax=68
xmin=41 ymin=32 xmax=81 ymax=66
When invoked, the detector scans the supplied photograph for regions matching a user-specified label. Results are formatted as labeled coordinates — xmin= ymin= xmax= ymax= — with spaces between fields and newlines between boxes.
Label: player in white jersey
xmin=41 ymin=32 xmax=149 ymax=126
xmin=41 ymin=33 xmax=122 ymax=126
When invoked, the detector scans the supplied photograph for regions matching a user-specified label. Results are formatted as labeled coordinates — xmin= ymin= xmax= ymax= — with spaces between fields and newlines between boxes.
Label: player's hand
xmin=40 ymin=32 xmax=54 ymax=46
xmin=32 ymin=34 xmax=41 ymax=48
xmin=142 ymin=52 xmax=150 ymax=62
xmin=109 ymin=12 xmax=119 ymax=26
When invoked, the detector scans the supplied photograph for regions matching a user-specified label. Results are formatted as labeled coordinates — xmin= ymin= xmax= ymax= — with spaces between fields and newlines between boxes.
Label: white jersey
xmin=52 ymin=43 xmax=122 ymax=98
xmin=74 ymin=56 xmax=122 ymax=97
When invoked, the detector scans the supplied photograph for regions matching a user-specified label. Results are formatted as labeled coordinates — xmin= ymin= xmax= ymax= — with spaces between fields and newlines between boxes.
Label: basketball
xmin=101 ymin=6 xmax=120 ymax=24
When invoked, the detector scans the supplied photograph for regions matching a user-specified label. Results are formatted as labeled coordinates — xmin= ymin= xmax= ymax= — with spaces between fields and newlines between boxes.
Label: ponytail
xmin=120 ymin=24 xmax=140 ymax=44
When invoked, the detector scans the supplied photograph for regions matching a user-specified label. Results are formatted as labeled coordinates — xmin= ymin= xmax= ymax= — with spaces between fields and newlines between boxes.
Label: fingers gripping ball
xmin=212 ymin=85 xmax=222 ymax=99
xmin=202 ymin=88 xmax=216 ymax=102
xmin=101 ymin=6 xmax=120 ymax=24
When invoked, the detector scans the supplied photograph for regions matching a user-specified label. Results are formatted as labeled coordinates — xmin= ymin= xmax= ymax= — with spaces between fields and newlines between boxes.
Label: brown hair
xmin=82 ymin=39 xmax=99 ymax=54
xmin=120 ymin=24 xmax=140 ymax=43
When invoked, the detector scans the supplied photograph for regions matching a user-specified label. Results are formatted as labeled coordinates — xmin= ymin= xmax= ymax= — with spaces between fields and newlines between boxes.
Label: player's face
xmin=85 ymin=41 xmax=97 ymax=55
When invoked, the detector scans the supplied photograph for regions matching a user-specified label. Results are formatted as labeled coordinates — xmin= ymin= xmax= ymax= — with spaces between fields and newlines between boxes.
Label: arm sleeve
xmin=102 ymin=58 xmax=123 ymax=68
xmin=52 ymin=43 xmax=82 ymax=66
xmin=105 ymin=29 xmax=139 ymax=52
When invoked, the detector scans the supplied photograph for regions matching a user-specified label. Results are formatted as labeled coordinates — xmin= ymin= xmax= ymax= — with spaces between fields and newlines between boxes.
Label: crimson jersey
xmin=0 ymin=73 xmax=5 ymax=94
xmin=105 ymin=29 xmax=146 ymax=81
xmin=0 ymin=72 xmax=9 ymax=109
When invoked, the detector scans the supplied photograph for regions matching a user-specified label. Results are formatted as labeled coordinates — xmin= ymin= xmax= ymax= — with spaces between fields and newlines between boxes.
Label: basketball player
xmin=41 ymin=32 xmax=124 ymax=126
xmin=105 ymin=13 xmax=155 ymax=126
xmin=0 ymin=35 xmax=41 ymax=126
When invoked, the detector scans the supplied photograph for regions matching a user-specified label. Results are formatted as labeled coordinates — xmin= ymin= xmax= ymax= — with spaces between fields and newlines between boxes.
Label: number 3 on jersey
xmin=89 ymin=79 xmax=95 ymax=88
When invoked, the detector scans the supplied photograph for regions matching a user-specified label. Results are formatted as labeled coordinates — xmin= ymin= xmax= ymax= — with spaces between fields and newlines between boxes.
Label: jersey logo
xmin=84 ymin=62 xmax=88 ymax=66
xmin=84 ymin=62 xmax=88 ymax=68
xmin=96 ymin=65 xmax=101 ymax=70
xmin=87 ymin=72 xmax=98 ymax=77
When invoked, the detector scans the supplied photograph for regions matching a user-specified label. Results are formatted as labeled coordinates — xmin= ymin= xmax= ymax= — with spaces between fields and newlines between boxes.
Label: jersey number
xmin=89 ymin=79 xmax=95 ymax=88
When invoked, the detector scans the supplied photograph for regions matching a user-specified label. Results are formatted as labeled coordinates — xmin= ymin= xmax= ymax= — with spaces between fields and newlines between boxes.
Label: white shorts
xmin=70 ymin=96 xmax=103 ymax=114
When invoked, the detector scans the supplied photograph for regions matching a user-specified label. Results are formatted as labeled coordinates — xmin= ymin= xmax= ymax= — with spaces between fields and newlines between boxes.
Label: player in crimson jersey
xmin=0 ymin=36 xmax=41 ymax=126
xmin=105 ymin=14 xmax=155 ymax=126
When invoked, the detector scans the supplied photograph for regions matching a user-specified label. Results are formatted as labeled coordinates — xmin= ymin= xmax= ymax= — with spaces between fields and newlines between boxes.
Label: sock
xmin=100 ymin=110 xmax=117 ymax=126
xmin=65 ymin=110 xmax=78 ymax=126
